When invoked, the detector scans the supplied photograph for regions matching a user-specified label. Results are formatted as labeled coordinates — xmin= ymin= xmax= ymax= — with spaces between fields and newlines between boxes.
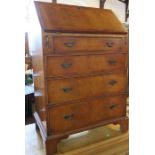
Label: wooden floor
xmin=25 ymin=123 xmax=128 ymax=155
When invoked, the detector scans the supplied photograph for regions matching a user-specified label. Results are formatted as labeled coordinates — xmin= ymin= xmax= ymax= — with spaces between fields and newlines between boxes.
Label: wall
xmin=57 ymin=0 xmax=99 ymax=8
xmin=26 ymin=0 xmax=126 ymax=22
xmin=105 ymin=0 xmax=125 ymax=22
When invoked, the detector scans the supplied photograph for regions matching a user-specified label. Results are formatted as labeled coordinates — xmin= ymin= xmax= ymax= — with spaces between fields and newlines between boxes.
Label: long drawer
xmin=47 ymin=73 xmax=127 ymax=104
xmin=53 ymin=36 xmax=126 ymax=53
xmin=47 ymin=95 xmax=126 ymax=134
xmin=46 ymin=54 xmax=127 ymax=77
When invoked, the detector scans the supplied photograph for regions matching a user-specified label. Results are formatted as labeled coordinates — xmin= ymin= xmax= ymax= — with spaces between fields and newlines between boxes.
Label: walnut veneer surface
xmin=29 ymin=2 xmax=128 ymax=155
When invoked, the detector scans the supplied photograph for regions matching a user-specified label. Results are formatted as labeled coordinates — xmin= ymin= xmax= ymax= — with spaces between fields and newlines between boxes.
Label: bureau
xmin=29 ymin=2 xmax=128 ymax=155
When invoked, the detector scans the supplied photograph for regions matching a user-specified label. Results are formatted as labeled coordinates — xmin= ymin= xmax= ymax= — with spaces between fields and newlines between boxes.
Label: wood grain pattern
xmin=46 ymin=54 xmax=127 ymax=77
xmin=48 ymin=95 xmax=126 ymax=134
xmin=34 ymin=1 xmax=127 ymax=34
xmin=30 ymin=2 xmax=129 ymax=155
xmin=53 ymin=36 xmax=124 ymax=52
xmin=47 ymin=73 xmax=127 ymax=104
xmin=42 ymin=33 xmax=128 ymax=54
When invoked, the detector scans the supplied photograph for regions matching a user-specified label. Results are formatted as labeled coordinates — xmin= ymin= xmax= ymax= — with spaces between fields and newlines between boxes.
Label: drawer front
xmin=48 ymin=102 xmax=90 ymax=134
xmin=53 ymin=36 xmax=124 ymax=53
xmin=47 ymin=73 xmax=127 ymax=104
xmin=47 ymin=95 xmax=126 ymax=134
xmin=46 ymin=54 xmax=127 ymax=77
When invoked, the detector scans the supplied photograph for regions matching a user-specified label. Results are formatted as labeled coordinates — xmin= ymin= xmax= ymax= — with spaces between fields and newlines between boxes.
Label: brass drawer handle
xmin=64 ymin=41 xmax=76 ymax=47
xmin=106 ymin=41 xmax=114 ymax=47
xmin=61 ymin=62 xmax=72 ymax=69
xmin=108 ymin=59 xmax=117 ymax=65
xmin=109 ymin=104 xmax=117 ymax=110
xmin=109 ymin=80 xmax=117 ymax=85
xmin=64 ymin=113 xmax=74 ymax=120
xmin=63 ymin=87 xmax=72 ymax=93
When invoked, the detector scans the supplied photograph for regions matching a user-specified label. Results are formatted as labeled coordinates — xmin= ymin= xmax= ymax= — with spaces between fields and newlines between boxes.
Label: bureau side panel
xmin=28 ymin=7 xmax=47 ymax=132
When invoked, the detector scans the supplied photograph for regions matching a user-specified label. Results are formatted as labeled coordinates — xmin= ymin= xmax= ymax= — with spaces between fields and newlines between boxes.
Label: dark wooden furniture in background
xmin=52 ymin=0 xmax=57 ymax=3
xmin=25 ymin=32 xmax=29 ymax=56
xmin=29 ymin=2 xmax=128 ymax=155
xmin=100 ymin=0 xmax=107 ymax=8
xmin=25 ymin=32 xmax=34 ymax=124
xmin=25 ymin=85 xmax=35 ymax=124
xmin=25 ymin=32 xmax=32 ymax=69
xmin=25 ymin=56 xmax=32 ymax=70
